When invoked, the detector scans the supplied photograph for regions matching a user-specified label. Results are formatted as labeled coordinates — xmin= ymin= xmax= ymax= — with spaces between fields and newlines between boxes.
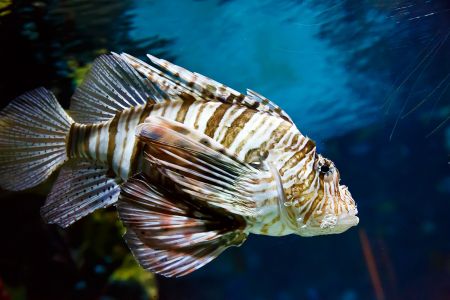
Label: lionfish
xmin=0 ymin=53 xmax=358 ymax=277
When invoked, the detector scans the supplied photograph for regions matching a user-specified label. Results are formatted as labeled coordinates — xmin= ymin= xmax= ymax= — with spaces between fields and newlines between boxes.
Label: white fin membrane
xmin=41 ymin=160 xmax=121 ymax=228
xmin=70 ymin=54 xmax=166 ymax=124
xmin=0 ymin=88 xmax=74 ymax=191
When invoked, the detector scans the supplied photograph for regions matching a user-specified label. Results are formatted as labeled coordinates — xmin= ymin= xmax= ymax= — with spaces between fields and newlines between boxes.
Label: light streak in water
xmin=359 ymin=228 xmax=385 ymax=300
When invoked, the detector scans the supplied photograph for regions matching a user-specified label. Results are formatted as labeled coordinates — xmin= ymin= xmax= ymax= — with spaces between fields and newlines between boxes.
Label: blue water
xmin=130 ymin=0 xmax=384 ymax=139
xmin=127 ymin=1 xmax=450 ymax=299
xmin=0 ymin=0 xmax=449 ymax=299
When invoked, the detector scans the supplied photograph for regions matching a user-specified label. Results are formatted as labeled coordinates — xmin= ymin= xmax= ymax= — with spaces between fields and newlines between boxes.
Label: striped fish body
xmin=0 ymin=52 xmax=358 ymax=277
xmin=68 ymin=99 xmax=300 ymax=236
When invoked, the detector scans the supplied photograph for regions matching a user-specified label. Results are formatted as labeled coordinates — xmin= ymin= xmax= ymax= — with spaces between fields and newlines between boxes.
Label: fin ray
xmin=120 ymin=53 xmax=293 ymax=122
xmin=0 ymin=88 xmax=73 ymax=191
xmin=41 ymin=160 xmax=120 ymax=227
xmin=70 ymin=54 xmax=165 ymax=123
xmin=118 ymin=175 xmax=247 ymax=277
xmin=136 ymin=116 xmax=274 ymax=216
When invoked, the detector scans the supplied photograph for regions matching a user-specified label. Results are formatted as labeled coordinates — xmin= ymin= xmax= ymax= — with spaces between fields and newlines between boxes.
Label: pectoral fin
xmin=135 ymin=116 xmax=274 ymax=217
xmin=118 ymin=175 xmax=247 ymax=277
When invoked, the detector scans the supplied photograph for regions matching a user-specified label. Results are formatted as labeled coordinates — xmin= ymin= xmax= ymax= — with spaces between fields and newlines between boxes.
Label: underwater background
xmin=0 ymin=0 xmax=449 ymax=299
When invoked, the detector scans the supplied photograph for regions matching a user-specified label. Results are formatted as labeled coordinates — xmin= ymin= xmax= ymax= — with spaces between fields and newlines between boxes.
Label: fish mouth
xmin=268 ymin=160 xmax=360 ymax=234
xmin=338 ymin=214 xmax=359 ymax=227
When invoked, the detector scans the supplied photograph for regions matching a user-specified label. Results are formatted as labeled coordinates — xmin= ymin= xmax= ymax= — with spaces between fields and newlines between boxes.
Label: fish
xmin=0 ymin=53 xmax=359 ymax=277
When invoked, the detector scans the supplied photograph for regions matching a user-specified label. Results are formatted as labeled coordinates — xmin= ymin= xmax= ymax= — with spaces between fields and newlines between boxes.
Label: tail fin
xmin=0 ymin=88 xmax=74 ymax=191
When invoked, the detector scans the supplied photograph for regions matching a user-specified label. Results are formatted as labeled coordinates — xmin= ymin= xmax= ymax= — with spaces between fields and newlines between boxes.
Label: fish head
xmin=275 ymin=150 xmax=359 ymax=237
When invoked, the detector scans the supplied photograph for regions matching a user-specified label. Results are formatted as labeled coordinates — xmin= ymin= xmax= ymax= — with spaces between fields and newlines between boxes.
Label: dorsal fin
xmin=70 ymin=54 xmax=167 ymax=124
xmin=246 ymin=89 xmax=293 ymax=123
xmin=120 ymin=53 xmax=293 ymax=123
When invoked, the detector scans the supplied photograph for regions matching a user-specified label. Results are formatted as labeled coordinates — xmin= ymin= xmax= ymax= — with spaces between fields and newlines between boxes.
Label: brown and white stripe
xmin=68 ymin=98 xmax=295 ymax=181
xmin=67 ymin=96 xmax=359 ymax=236
xmin=64 ymin=53 xmax=358 ymax=238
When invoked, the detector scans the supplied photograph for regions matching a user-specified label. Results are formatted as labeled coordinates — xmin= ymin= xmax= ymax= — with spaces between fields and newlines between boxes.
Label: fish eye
xmin=318 ymin=161 xmax=334 ymax=182
xmin=320 ymin=165 xmax=330 ymax=174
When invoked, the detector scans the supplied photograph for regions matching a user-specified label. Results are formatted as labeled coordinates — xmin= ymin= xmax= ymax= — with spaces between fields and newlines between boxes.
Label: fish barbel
xmin=0 ymin=53 xmax=358 ymax=277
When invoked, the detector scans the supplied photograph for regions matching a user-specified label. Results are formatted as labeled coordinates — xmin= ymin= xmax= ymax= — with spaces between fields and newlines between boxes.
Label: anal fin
xmin=41 ymin=160 xmax=121 ymax=228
